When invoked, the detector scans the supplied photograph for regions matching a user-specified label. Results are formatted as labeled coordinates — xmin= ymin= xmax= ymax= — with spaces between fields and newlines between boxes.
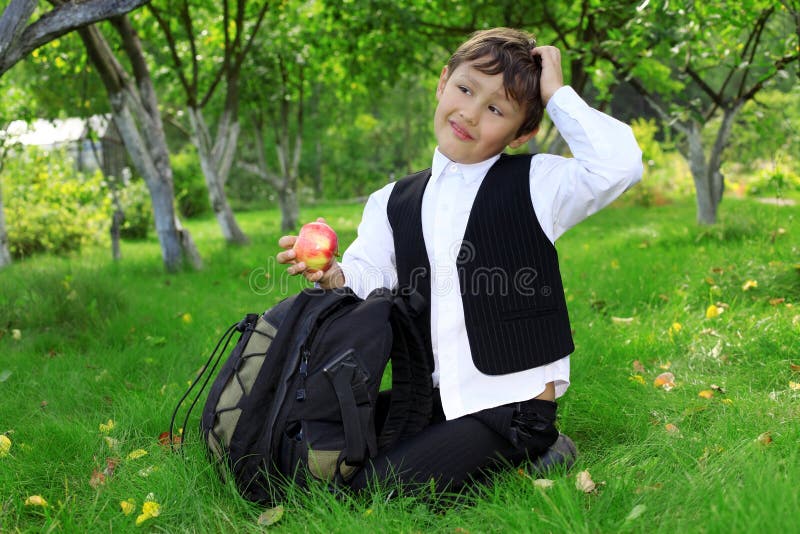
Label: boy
xmin=277 ymin=28 xmax=642 ymax=492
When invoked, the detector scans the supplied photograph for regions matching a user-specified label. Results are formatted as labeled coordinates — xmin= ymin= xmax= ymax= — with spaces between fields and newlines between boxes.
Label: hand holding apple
xmin=277 ymin=218 xmax=345 ymax=289
xmin=292 ymin=221 xmax=338 ymax=272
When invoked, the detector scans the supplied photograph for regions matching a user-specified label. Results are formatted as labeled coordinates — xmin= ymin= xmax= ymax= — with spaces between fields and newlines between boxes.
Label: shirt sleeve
xmin=339 ymin=182 xmax=399 ymax=298
xmin=530 ymin=85 xmax=644 ymax=242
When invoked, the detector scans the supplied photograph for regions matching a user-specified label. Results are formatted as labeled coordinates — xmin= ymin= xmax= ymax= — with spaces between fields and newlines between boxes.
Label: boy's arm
xmin=530 ymin=47 xmax=643 ymax=242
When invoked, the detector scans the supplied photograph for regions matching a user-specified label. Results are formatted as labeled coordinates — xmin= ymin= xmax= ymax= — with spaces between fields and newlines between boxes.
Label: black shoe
xmin=531 ymin=433 xmax=577 ymax=475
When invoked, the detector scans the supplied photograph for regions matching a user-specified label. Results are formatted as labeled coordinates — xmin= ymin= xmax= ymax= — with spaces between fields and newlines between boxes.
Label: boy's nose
xmin=459 ymin=106 xmax=478 ymax=125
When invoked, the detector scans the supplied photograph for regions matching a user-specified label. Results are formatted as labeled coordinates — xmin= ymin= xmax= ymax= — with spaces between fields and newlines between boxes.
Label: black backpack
xmin=171 ymin=286 xmax=433 ymax=504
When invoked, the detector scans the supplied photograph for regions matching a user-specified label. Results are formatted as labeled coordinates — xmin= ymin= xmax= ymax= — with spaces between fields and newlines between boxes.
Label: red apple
xmin=293 ymin=221 xmax=338 ymax=272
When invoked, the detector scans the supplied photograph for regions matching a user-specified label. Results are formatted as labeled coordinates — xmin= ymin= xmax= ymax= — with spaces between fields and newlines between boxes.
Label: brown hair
xmin=446 ymin=28 xmax=543 ymax=137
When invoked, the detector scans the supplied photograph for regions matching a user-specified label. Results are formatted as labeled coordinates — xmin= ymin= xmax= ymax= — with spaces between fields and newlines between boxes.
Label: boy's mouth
xmin=449 ymin=120 xmax=474 ymax=141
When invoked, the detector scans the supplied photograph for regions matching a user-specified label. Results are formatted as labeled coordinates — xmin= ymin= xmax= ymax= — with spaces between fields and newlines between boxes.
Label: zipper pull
xmin=296 ymin=349 xmax=309 ymax=401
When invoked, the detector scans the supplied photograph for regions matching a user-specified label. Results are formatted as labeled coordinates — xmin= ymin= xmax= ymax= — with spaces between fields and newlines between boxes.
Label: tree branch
xmin=1 ymin=0 xmax=149 ymax=76
xmin=148 ymin=3 xmax=194 ymax=104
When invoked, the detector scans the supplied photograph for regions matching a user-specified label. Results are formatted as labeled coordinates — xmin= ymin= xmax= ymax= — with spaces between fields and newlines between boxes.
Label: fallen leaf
xmin=704 ymin=276 xmax=716 ymax=286
xmin=104 ymin=437 xmax=120 ymax=451
xmin=668 ymin=322 xmax=682 ymax=336
xmin=659 ymin=361 xmax=672 ymax=370
xmin=24 ymin=495 xmax=47 ymax=507
xmin=99 ymin=419 xmax=115 ymax=434
xmin=756 ymin=432 xmax=772 ymax=445
xmin=698 ymin=390 xmax=714 ymax=399
xmin=181 ymin=313 xmax=192 ymax=324
xmin=135 ymin=498 xmax=161 ymax=526
xmin=625 ymin=504 xmax=647 ymax=521
xmin=611 ymin=316 xmax=634 ymax=324
xmin=0 ymin=434 xmax=11 ymax=457
xmin=629 ymin=375 xmax=645 ymax=385
xmin=126 ymin=449 xmax=148 ymax=460
xmin=89 ymin=469 xmax=106 ymax=489
xmin=104 ymin=458 xmax=119 ymax=477
xmin=575 ymin=470 xmax=596 ymax=493
xmin=12 ymin=329 xmax=21 ymax=340
xmin=258 ymin=505 xmax=285 ymax=526
xmin=721 ymin=399 xmax=733 ymax=405
xmin=533 ymin=478 xmax=555 ymax=489
xmin=0 ymin=369 xmax=11 ymax=382
xmin=632 ymin=360 xmax=646 ymax=373
xmin=120 ymin=499 xmax=136 ymax=516
xmin=157 ymin=431 xmax=183 ymax=449
xmin=654 ymin=372 xmax=676 ymax=390
xmin=769 ymin=298 xmax=785 ymax=306
xmin=792 ymin=363 xmax=800 ymax=373
xmin=710 ymin=384 xmax=726 ymax=394
xmin=705 ymin=304 xmax=724 ymax=319
xmin=138 ymin=466 xmax=156 ymax=477
xmin=742 ymin=280 xmax=758 ymax=291
xmin=789 ymin=381 xmax=800 ymax=391
xmin=664 ymin=423 xmax=680 ymax=434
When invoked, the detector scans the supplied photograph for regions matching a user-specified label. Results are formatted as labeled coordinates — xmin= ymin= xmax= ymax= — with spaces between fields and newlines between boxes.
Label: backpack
xmin=171 ymin=286 xmax=433 ymax=504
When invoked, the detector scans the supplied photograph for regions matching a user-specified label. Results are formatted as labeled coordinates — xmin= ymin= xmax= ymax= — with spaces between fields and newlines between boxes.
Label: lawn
xmin=1 ymin=196 xmax=798 ymax=532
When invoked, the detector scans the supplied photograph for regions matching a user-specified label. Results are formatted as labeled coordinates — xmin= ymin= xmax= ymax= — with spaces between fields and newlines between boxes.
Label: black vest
xmin=387 ymin=153 xmax=574 ymax=375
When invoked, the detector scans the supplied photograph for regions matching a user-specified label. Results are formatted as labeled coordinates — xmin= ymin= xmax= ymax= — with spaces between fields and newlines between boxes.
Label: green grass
xmin=1 ymin=197 xmax=798 ymax=532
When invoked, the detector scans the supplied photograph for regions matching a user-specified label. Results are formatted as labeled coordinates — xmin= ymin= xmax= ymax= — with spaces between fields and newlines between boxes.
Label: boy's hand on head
xmin=531 ymin=46 xmax=564 ymax=106
xmin=276 ymin=217 xmax=345 ymax=290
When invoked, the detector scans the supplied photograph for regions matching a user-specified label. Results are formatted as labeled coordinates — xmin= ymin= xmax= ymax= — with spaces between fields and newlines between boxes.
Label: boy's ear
xmin=508 ymin=127 xmax=539 ymax=149
xmin=436 ymin=66 xmax=449 ymax=99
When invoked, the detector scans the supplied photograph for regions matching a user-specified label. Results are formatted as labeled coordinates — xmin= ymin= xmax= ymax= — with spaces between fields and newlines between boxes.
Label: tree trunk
xmin=0 ymin=181 xmax=11 ymax=267
xmin=278 ymin=186 xmax=299 ymax=232
xmin=685 ymin=105 xmax=742 ymax=225
xmin=78 ymin=17 xmax=202 ymax=271
xmin=187 ymin=106 xmax=249 ymax=244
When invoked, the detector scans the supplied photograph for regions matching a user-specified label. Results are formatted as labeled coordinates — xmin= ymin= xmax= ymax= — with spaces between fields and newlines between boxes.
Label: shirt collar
xmin=431 ymin=148 xmax=502 ymax=185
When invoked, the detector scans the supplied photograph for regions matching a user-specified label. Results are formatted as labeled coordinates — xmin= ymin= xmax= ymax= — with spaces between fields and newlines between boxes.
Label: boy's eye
xmin=458 ymin=85 xmax=471 ymax=95
xmin=488 ymin=105 xmax=503 ymax=116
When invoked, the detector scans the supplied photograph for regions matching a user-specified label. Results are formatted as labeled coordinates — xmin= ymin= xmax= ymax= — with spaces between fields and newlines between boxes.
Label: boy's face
xmin=434 ymin=60 xmax=537 ymax=164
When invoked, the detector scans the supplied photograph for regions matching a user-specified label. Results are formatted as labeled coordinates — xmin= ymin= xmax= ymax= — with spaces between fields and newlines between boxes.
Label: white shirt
xmin=340 ymin=86 xmax=643 ymax=420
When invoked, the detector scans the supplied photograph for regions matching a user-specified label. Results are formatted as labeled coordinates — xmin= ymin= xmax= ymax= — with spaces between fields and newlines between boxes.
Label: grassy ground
xmin=1 ymin=196 xmax=798 ymax=533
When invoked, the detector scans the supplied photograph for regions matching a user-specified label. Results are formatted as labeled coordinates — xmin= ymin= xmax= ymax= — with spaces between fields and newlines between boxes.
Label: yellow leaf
xmin=721 ymin=398 xmax=733 ymax=405
xmin=142 ymin=500 xmax=161 ymax=517
xmin=181 ymin=313 xmax=192 ymax=324
xmin=120 ymin=499 xmax=136 ymax=516
xmin=575 ymin=470 xmax=596 ymax=493
xmin=698 ymin=390 xmax=714 ymax=399
xmin=257 ymin=505 xmax=285 ymax=526
xmin=741 ymin=279 xmax=758 ymax=291
xmin=126 ymin=449 xmax=148 ymax=460
xmin=24 ymin=495 xmax=47 ymax=507
xmin=12 ymin=329 xmax=21 ymax=340
xmin=668 ymin=322 xmax=682 ymax=335
xmin=533 ymin=478 xmax=555 ymax=489
xmin=610 ymin=259 xmax=620 ymax=269
xmin=99 ymin=419 xmax=115 ymax=434
xmin=104 ymin=437 xmax=119 ymax=450
xmin=629 ymin=375 xmax=645 ymax=385
xmin=659 ymin=361 xmax=672 ymax=370
xmin=705 ymin=304 xmax=723 ymax=319
xmin=789 ymin=381 xmax=800 ymax=391
xmin=0 ymin=434 xmax=11 ymax=457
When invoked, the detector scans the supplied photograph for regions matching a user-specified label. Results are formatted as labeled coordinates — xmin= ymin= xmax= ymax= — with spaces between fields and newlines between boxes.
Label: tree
xmin=596 ymin=1 xmax=799 ymax=224
xmin=74 ymin=12 xmax=202 ymax=271
xmin=0 ymin=0 xmax=149 ymax=268
xmin=147 ymin=0 xmax=270 ymax=245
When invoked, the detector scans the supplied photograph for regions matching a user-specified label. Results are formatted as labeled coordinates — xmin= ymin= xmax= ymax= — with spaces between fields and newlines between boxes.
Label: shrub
xmin=171 ymin=146 xmax=210 ymax=218
xmin=117 ymin=178 xmax=153 ymax=239
xmin=628 ymin=118 xmax=694 ymax=206
xmin=2 ymin=146 xmax=110 ymax=258
xmin=746 ymin=164 xmax=800 ymax=198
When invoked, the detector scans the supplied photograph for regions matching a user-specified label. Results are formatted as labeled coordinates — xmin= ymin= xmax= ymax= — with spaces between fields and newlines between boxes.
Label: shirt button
xmin=450 ymin=164 xmax=457 ymax=172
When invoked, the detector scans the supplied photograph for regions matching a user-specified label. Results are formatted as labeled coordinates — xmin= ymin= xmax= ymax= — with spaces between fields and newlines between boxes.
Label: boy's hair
xmin=446 ymin=27 xmax=543 ymax=137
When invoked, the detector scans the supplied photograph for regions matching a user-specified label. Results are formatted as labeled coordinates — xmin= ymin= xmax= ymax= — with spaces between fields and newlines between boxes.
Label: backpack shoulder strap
xmin=377 ymin=287 xmax=434 ymax=450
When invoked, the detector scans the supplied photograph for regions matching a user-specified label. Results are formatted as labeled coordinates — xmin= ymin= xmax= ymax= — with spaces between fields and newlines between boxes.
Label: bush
xmin=117 ymin=178 xmax=152 ymax=239
xmin=171 ymin=146 xmax=210 ymax=218
xmin=745 ymin=164 xmax=800 ymax=198
xmin=628 ymin=118 xmax=694 ymax=206
xmin=2 ymin=146 xmax=110 ymax=258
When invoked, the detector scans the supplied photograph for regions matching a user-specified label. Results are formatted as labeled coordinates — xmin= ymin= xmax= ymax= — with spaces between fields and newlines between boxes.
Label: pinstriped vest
xmin=387 ymin=153 xmax=574 ymax=375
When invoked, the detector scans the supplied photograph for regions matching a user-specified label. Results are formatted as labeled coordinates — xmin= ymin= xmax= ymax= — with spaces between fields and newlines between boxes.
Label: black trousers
xmin=348 ymin=389 xmax=559 ymax=493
